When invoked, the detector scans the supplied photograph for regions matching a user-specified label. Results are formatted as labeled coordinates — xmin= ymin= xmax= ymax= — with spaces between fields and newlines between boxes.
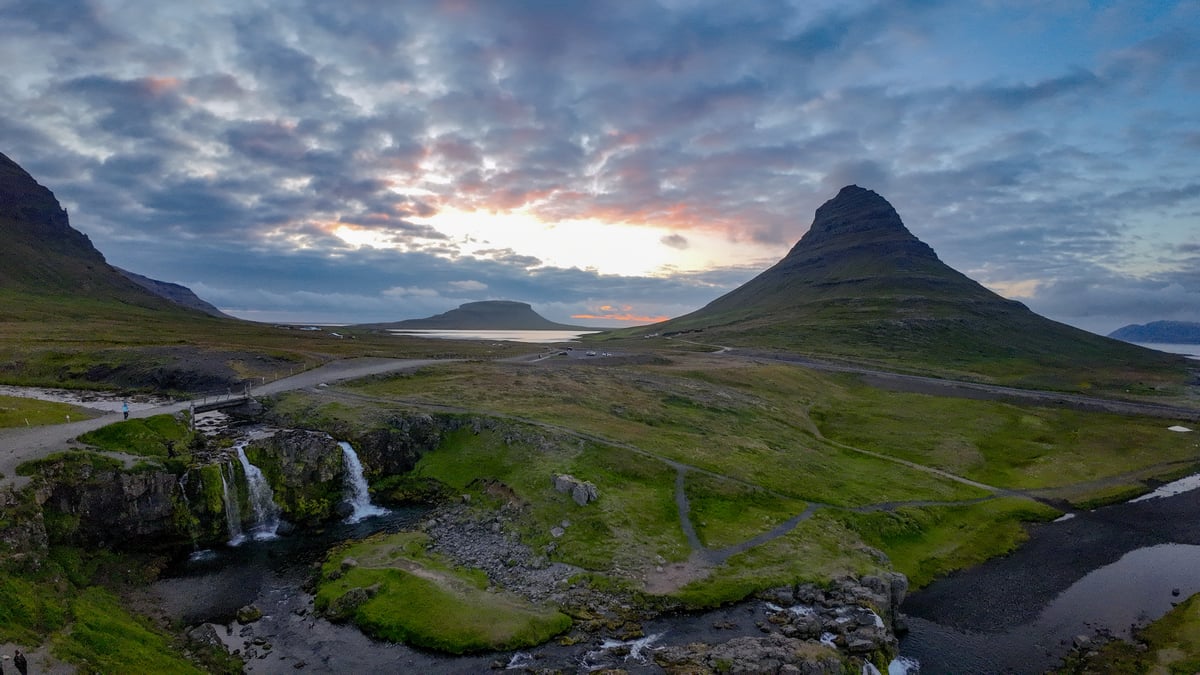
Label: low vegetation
xmin=834 ymin=498 xmax=1060 ymax=589
xmin=811 ymin=379 xmax=1200 ymax=499
xmin=1058 ymin=592 xmax=1200 ymax=674
xmin=315 ymin=532 xmax=571 ymax=653
xmin=78 ymin=413 xmax=192 ymax=459
xmin=0 ymin=546 xmax=235 ymax=673
xmin=0 ymin=394 xmax=98 ymax=429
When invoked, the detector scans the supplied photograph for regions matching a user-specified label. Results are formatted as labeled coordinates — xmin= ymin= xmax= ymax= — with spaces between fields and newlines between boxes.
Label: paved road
xmin=0 ymin=358 xmax=447 ymax=488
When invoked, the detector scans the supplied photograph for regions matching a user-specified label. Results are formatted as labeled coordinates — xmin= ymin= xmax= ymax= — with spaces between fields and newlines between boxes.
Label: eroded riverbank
xmin=901 ymin=477 xmax=1200 ymax=672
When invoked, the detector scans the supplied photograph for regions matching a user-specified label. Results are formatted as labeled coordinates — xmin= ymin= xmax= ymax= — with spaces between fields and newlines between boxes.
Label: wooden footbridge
xmin=189 ymin=383 xmax=254 ymax=413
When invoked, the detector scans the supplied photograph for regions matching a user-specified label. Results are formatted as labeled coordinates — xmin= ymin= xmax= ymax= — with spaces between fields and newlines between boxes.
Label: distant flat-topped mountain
xmin=363 ymin=301 xmax=593 ymax=331
xmin=1110 ymin=321 xmax=1200 ymax=345
xmin=0 ymin=150 xmax=224 ymax=318
xmin=630 ymin=185 xmax=1185 ymax=382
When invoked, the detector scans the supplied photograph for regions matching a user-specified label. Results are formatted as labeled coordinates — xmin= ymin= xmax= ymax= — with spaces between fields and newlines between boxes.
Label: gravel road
xmin=0 ymin=358 xmax=447 ymax=487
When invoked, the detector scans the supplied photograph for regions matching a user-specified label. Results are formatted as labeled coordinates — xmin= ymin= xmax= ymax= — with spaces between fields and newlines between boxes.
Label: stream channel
xmin=147 ymin=470 xmax=1200 ymax=674
xmin=901 ymin=472 xmax=1200 ymax=673
xmin=149 ymin=506 xmax=811 ymax=674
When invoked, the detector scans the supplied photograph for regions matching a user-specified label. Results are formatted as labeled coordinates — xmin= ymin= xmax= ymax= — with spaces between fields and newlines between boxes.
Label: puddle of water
xmin=1129 ymin=472 xmax=1200 ymax=503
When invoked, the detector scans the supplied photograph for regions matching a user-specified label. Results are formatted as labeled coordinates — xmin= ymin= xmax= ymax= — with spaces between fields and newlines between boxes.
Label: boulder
xmin=551 ymin=473 xmax=599 ymax=505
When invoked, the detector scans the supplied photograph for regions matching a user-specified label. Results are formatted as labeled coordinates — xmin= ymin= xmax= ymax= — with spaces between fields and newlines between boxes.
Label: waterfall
xmin=339 ymin=441 xmax=388 ymax=523
xmin=235 ymin=443 xmax=281 ymax=540
xmin=220 ymin=462 xmax=245 ymax=546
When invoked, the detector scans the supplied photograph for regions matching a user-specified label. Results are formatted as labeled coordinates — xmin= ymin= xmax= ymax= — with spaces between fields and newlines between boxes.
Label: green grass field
xmin=315 ymin=532 xmax=571 ymax=653
xmin=0 ymin=394 xmax=99 ymax=428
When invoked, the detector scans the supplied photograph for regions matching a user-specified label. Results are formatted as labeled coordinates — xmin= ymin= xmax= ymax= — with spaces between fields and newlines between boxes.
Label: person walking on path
xmin=13 ymin=649 xmax=26 ymax=675
xmin=122 ymin=401 xmax=129 ymax=420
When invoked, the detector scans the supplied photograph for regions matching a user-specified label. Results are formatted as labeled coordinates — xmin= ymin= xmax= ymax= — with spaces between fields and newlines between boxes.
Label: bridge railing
xmin=188 ymin=381 xmax=254 ymax=408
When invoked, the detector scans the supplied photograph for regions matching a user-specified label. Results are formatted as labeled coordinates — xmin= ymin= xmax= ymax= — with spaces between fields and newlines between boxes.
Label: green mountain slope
xmin=625 ymin=186 xmax=1189 ymax=389
xmin=0 ymin=151 xmax=194 ymax=314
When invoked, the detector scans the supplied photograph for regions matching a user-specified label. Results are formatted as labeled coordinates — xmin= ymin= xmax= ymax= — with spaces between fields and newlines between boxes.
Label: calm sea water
xmin=1132 ymin=342 xmax=1200 ymax=359
xmin=389 ymin=329 xmax=601 ymax=343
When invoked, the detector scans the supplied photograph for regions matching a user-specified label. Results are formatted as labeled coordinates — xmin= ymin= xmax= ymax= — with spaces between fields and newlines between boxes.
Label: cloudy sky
xmin=2 ymin=1 xmax=1197 ymax=332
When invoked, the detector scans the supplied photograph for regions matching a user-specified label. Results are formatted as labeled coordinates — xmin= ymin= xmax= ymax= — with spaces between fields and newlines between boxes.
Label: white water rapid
xmin=219 ymin=462 xmax=245 ymax=546
xmin=339 ymin=441 xmax=388 ymax=523
xmin=235 ymin=443 xmax=281 ymax=540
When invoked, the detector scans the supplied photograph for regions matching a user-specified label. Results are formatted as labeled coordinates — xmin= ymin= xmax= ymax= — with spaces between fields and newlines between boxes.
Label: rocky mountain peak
xmin=1 ymin=151 xmax=77 ymax=234
xmin=789 ymin=184 xmax=930 ymax=256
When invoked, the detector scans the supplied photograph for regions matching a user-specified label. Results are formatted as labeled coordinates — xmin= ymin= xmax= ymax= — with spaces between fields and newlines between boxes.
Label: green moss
xmin=0 ymin=572 xmax=69 ymax=644
xmin=16 ymin=450 xmax=122 ymax=477
xmin=52 ymin=586 xmax=204 ymax=674
xmin=315 ymin=532 xmax=571 ymax=653
xmin=78 ymin=414 xmax=191 ymax=459
xmin=835 ymin=497 xmax=1060 ymax=589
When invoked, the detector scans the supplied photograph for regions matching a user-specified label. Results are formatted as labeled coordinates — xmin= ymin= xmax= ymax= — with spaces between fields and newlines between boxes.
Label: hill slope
xmin=362 ymin=301 xmax=593 ymax=331
xmin=626 ymin=186 xmax=1188 ymax=388
xmin=1110 ymin=321 xmax=1200 ymax=345
xmin=0 ymin=151 xmax=221 ymax=320
xmin=116 ymin=268 xmax=232 ymax=319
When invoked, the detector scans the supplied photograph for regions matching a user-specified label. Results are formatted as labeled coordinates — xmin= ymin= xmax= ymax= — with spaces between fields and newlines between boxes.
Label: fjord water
xmin=389 ymin=329 xmax=600 ymax=343
xmin=901 ymin=476 xmax=1200 ymax=673
xmin=1132 ymin=342 xmax=1200 ymax=359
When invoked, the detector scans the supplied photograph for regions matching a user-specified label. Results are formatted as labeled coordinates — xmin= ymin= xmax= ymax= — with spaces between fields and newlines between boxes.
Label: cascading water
xmin=235 ymin=442 xmax=281 ymax=540
xmin=339 ymin=441 xmax=388 ymax=523
xmin=219 ymin=462 xmax=245 ymax=546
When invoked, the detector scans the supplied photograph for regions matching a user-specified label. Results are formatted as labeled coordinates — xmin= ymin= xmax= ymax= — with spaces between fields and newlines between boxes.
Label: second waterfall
xmin=235 ymin=441 xmax=282 ymax=541
xmin=339 ymin=441 xmax=388 ymax=523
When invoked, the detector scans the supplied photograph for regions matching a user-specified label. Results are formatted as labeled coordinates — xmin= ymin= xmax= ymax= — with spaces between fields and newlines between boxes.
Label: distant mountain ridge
xmin=117 ymin=268 xmax=232 ymax=319
xmin=362 ymin=300 xmax=594 ymax=331
xmin=626 ymin=185 xmax=1185 ymax=382
xmin=1110 ymin=321 xmax=1200 ymax=344
xmin=0 ymin=150 xmax=227 ymax=318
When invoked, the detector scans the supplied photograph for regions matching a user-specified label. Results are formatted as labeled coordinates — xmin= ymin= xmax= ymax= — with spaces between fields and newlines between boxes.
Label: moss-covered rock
xmin=244 ymin=430 xmax=344 ymax=526
xmin=24 ymin=452 xmax=188 ymax=548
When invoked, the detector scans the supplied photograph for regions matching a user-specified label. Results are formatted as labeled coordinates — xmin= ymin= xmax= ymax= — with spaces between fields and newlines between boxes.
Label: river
xmin=148 ymin=504 xmax=826 ymax=673
xmin=900 ymin=474 xmax=1200 ymax=673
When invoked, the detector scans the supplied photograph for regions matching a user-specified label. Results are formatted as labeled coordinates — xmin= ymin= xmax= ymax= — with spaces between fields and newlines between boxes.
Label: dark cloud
xmin=1 ymin=1 xmax=1196 ymax=328
xmin=660 ymin=234 xmax=689 ymax=250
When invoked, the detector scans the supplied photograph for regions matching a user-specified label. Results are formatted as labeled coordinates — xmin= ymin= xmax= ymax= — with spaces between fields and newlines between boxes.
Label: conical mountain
xmin=643 ymin=186 xmax=1185 ymax=383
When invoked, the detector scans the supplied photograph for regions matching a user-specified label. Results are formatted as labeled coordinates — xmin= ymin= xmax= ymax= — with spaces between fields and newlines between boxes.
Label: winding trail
xmin=0 ymin=358 xmax=447 ymax=488
xmin=5 ymin=350 xmax=1192 ymax=594
xmin=302 ymin=384 xmax=1016 ymax=587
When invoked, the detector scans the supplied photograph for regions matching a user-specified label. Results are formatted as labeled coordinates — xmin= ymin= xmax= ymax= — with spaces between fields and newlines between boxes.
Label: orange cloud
xmin=571 ymin=312 xmax=669 ymax=323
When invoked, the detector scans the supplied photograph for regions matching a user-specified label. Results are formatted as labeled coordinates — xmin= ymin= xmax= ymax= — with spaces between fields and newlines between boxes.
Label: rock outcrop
xmin=32 ymin=454 xmax=185 ymax=547
xmin=245 ymin=431 xmax=345 ymax=525
xmin=655 ymin=634 xmax=844 ymax=674
xmin=657 ymin=574 xmax=908 ymax=672
xmin=552 ymin=473 xmax=599 ymax=505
